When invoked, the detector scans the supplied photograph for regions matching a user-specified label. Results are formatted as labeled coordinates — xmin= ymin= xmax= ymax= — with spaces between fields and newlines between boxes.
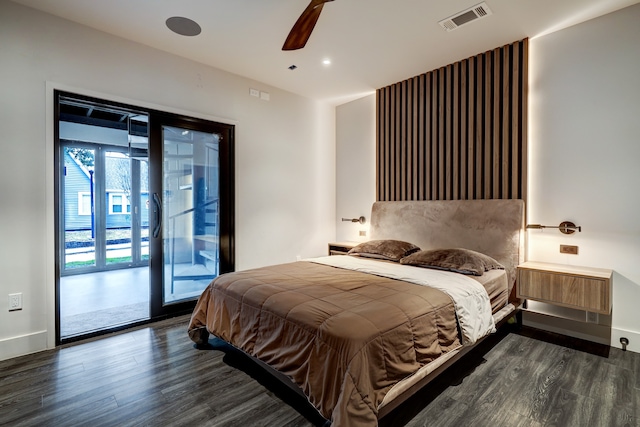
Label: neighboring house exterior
xmin=63 ymin=149 xmax=149 ymax=231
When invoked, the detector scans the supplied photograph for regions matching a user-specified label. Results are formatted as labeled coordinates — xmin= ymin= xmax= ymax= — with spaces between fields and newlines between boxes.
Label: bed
xmin=188 ymin=199 xmax=524 ymax=426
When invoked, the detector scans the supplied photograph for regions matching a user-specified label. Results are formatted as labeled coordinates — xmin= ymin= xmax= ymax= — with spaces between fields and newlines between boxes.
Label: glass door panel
xmin=105 ymin=151 xmax=132 ymax=265
xmin=56 ymin=92 xmax=152 ymax=342
xmin=162 ymin=126 xmax=220 ymax=304
xmin=63 ymin=146 xmax=96 ymax=270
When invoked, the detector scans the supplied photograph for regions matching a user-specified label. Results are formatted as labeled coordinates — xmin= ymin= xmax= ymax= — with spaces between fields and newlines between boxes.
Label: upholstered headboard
xmin=369 ymin=200 xmax=524 ymax=292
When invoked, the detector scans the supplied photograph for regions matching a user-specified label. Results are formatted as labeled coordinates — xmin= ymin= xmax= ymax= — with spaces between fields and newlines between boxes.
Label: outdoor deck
xmin=60 ymin=237 xmax=214 ymax=338
xmin=60 ymin=267 xmax=149 ymax=338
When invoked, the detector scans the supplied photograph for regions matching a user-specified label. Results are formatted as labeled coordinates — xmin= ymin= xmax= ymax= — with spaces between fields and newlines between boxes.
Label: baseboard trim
xmin=611 ymin=327 xmax=640 ymax=353
xmin=0 ymin=331 xmax=48 ymax=361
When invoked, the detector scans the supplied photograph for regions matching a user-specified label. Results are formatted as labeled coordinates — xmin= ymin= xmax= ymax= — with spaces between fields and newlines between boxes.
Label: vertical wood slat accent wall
xmin=376 ymin=39 xmax=528 ymax=202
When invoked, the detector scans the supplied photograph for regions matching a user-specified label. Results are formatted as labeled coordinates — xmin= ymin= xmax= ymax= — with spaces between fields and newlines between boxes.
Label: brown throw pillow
xmin=348 ymin=239 xmax=420 ymax=262
xmin=400 ymin=248 xmax=504 ymax=276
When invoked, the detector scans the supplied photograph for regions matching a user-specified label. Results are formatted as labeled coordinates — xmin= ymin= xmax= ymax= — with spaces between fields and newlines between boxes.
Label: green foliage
xmin=66 ymin=256 xmax=134 ymax=268
xmin=67 ymin=148 xmax=95 ymax=168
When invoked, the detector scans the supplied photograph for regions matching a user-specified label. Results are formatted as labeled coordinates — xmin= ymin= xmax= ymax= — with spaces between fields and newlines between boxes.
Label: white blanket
xmin=308 ymin=255 xmax=496 ymax=345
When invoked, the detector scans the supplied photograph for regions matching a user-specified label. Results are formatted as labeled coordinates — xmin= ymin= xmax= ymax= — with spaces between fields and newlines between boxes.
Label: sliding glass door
xmin=55 ymin=91 xmax=234 ymax=343
xmin=162 ymin=126 xmax=220 ymax=302
xmin=148 ymin=116 xmax=234 ymax=313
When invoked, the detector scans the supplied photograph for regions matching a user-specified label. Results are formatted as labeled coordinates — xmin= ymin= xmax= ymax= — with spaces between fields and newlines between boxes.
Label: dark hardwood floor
xmin=1 ymin=315 xmax=638 ymax=426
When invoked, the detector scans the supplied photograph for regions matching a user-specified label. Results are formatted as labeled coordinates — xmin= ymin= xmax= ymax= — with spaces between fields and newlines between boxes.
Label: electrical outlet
xmin=560 ymin=245 xmax=578 ymax=255
xmin=620 ymin=337 xmax=629 ymax=351
xmin=359 ymin=230 xmax=366 ymax=236
xmin=586 ymin=311 xmax=598 ymax=323
xmin=249 ymin=88 xmax=259 ymax=97
xmin=9 ymin=293 xmax=22 ymax=311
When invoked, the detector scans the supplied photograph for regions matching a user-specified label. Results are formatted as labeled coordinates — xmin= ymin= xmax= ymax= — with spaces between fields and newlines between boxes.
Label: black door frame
xmin=147 ymin=111 xmax=235 ymax=317
xmin=54 ymin=90 xmax=235 ymax=344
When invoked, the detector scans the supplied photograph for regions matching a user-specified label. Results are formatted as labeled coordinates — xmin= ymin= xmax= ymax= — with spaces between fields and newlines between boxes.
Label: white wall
xmin=0 ymin=1 xmax=335 ymax=360
xmin=335 ymin=94 xmax=376 ymax=243
xmin=334 ymin=4 xmax=640 ymax=351
xmin=528 ymin=3 xmax=640 ymax=351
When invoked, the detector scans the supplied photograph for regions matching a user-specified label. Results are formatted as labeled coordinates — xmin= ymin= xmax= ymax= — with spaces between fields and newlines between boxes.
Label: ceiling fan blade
xmin=283 ymin=0 xmax=334 ymax=51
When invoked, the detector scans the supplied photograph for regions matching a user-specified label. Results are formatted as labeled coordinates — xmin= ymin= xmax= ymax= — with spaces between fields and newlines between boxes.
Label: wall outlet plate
xmin=9 ymin=293 xmax=22 ymax=311
xmin=560 ymin=244 xmax=578 ymax=255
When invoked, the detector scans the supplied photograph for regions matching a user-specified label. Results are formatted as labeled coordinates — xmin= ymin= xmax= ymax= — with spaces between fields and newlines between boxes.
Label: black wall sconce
xmin=526 ymin=221 xmax=582 ymax=235
xmin=342 ymin=216 xmax=366 ymax=224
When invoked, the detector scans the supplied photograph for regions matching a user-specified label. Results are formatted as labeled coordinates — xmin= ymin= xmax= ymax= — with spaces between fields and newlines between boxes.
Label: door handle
xmin=152 ymin=193 xmax=162 ymax=238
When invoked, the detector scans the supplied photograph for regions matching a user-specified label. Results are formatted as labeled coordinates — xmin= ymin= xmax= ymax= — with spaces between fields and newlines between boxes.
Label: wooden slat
xmin=502 ymin=44 xmax=511 ymax=198
xmin=475 ymin=53 xmax=484 ymax=199
xmin=418 ymin=74 xmax=426 ymax=200
xmin=392 ymin=85 xmax=403 ymax=200
xmin=511 ymin=44 xmax=520 ymax=200
xmin=444 ymin=65 xmax=451 ymax=200
xmin=389 ymin=84 xmax=396 ymax=201
xmin=438 ymin=66 xmax=442 ymax=202
xmin=460 ymin=59 xmax=467 ymax=200
xmin=484 ymin=49 xmax=492 ymax=199
xmin=436 ymin=68 xmax=447 ymax=200
xmin=376 ymin=39 xmax=527 ymax=202
xmin=467 ymin=56 xmax=475 ymax=200
xmin=452 ymin=61 xmax=460 ymax=200
xmin=411 ymin=77 xmax=419 ymax=200
xmin=429 ymin=71 xmax=437 ymax=200
xmin=521 ymin=38 xmax=529 ymax=201
xmin=493 ymin=47 xmax=501 ymax=198
xmin=376 ymin=88 xmax=383 ymax=201
xmin=400 ymin=80 xmax=407 ymax=200
xmin=376 ymin=89 xmax=380 ymax=201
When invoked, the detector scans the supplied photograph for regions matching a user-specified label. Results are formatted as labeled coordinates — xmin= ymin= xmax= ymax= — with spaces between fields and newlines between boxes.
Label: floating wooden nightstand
xmin=327 ymin=241 xmax=358 ymax=256
xmin=517 ymin=261 xmax=613 ymax=315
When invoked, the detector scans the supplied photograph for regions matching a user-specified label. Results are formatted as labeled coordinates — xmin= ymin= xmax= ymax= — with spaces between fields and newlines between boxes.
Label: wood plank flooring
xmin=1 ymin=315 xmax=639 ymax=426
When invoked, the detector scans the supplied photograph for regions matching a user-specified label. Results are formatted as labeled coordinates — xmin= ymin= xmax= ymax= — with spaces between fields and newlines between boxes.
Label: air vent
xmin=438 ymin=2 xmax=493 ymax=32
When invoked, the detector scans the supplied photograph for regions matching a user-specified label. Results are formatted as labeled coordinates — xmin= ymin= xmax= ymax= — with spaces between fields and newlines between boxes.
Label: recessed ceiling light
xmin=166 ymin=16 xmax=201 ymax=37
xmin=322 ymin=59 xmax=331 ymax=65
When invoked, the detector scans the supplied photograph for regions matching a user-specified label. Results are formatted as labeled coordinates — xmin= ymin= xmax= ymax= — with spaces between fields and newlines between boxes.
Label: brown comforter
xmin=188 ymin=261 xmax=461 ymax=426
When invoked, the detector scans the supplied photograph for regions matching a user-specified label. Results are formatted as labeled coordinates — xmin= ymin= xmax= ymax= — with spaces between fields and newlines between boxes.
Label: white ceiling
xmin=11 ymin=0 xmax=639 ymax=104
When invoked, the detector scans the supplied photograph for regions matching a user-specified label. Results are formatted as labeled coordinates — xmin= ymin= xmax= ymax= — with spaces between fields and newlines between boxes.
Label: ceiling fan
xmin=282 ymin=0 xmax=335 ymax=51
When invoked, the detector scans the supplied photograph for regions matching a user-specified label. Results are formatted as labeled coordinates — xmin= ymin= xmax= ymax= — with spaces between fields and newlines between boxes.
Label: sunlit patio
xmin=60 ymin=267 xmax=150 ymax=338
